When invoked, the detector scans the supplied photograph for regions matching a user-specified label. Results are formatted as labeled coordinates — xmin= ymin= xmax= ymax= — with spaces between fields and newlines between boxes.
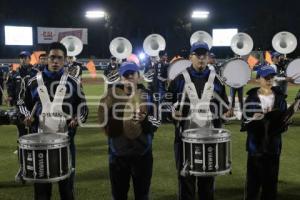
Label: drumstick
xmin=30 ymin=102 xmax=38 ymax=119
xmin=25 ymin=102 xmax=38 ymax=127
xmin=176 ymin=90 xmax=186 ymax=128
xmin=292 ymin=73 xmax=300 ymax=80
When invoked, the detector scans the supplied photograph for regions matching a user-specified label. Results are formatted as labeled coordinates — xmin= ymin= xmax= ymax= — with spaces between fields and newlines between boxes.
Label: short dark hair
xmin=39 ymin=53 xmax=47 ymax=58
xmin=48 ymin=42 xmax=67 ymax=57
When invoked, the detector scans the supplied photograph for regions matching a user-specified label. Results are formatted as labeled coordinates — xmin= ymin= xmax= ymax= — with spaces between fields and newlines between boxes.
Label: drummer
xmin=165 ymin=42 xmax=231 ymax=200
xmin=241 ymin=65 xmax=288 ymax=200
xmin=18 ymin=42 xmax=88 ymax=200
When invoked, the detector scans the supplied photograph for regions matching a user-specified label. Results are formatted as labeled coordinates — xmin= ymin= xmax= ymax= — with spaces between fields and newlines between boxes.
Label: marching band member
xmin=98 ymin=62 xmax=160 ymax=200
xmin=19 ymin=42 xmax=88 ymax=200
xmin=104 ymin=56 xmax=119 ymax=76
xmin=6 ymin=64 xmax=17 ymax=106
xmin=104 ymin=56 xmax=120 ymax=84
xmin=66 ymin=56 xmax=83 ymax=81
xmin=8 ymin=51 xmax=39 ymax=183
xmin=270 ymin=52 xmax=294 ymax=95
xmin=34 ymin=53 xmax=48 ymax=71
xmin=148 ymin=50 xmax=169 ymax=121
xmin=8 ymin=51 xmax=38 ymax=109
xmin=143 ymin=56 xmax=157 ymax=81
xmin=241 ymin=65 xmax=288 ymax=200
xmin=165 ymin=42 xmax=231 ymax=200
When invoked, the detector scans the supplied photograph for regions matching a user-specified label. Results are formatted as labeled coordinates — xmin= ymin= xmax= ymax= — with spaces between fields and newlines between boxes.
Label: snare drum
xmin=181 ymin=128 xmax=231 ymax=176
xmin=221 ymin=59 xmax=251 ymax=88
xmin=18 ymin=133 xmax=72 ymax=183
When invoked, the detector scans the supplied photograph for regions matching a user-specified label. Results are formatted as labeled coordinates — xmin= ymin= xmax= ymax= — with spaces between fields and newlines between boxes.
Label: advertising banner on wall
xmin=37 ymin=27 xmax=88 ymax=44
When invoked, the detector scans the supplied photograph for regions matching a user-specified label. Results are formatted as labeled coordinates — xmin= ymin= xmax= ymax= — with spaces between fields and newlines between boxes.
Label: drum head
xmin=19 ymin=133 xmax=69 ymax=145
xmin=286 ymin=58 xmax=300 ymax=84
xmin=222 ymin=59 xmax=251 ymax=88
xmin=182 ymin=128 xmax=230 ymax=140
xmin=168 ymin=59 xmax=191 ymax=80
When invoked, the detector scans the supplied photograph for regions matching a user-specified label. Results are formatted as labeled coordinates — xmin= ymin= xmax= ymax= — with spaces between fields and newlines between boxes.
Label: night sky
xmin=0 ymin=0 xmax=299 ymax=58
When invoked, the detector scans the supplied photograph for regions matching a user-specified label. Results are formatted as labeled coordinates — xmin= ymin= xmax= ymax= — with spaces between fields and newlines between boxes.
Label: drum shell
xmin=18 ymin=133 xmax=72 ymax=183
xmin=182 ymin=128 xmax=231 ymax=176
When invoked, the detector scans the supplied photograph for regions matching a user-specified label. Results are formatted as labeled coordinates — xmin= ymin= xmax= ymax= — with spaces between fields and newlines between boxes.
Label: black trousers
xmin=109 ymin=151 xmax=153 ymax=200
xmin=34 ymin=172 xmax=75 ymax=200
xmin=175 ymin=140 xmax=215 ymax=200
xmin=245 ymin=154 xmax=280 ymax=200
xmin=230 ymin=87 xmax=244 ymax=110
xmin=34 ymin=128 xmax=77 ymax=200
xmin=17 ymin=123 xmax=29 ymax=138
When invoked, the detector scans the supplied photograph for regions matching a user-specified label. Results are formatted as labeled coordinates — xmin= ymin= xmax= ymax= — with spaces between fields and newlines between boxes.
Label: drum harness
xmin=178 ymin=67 xmax=230 ymax=176
xmin=36 ymin=72 xmax=68 ymax=134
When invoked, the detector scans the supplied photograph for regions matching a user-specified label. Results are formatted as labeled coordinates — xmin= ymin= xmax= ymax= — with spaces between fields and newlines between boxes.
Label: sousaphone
xmin=107 ymin=37 xmax=133 ymax=84
xmin=272 ymin=31 xmax=300 ymax=84
xmin=142 ymin=34 xmax=166 ymax=82
xmin=230 ymin=32 xmax=253 ymax=56
xmin=272 ymin=31 xmax=297 ymax=54
xmin=143 ymin=34 xmax=166 ymax=57
xmin=190 ymin=30 xmax=213 ymax=49
xmin=60 ymin=36 xmax=83 ymax=57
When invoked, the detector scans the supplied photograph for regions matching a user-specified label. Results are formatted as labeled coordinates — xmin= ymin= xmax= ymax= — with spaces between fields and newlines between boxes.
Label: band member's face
xmin=190 ymin=52 xmax=209 ymax=71
xmin=19 ymin=56 xmax=31 ymax=66
xmin=260 ymin=75 xmax=274 ymax=88
xmin=121 ymin=71 xmax=139 ymax=85
xmin=160 ymin=55 xmax=168 ymax=62
xmin=48 ymin=49 xmax=65 ymax=72
xmin=272 ymin=56 xmax=279 ymax=64
xmin=208 ymin=57 xmax=216 ymax=64
xmin=39 ymin=56 xmax=48 ymax=65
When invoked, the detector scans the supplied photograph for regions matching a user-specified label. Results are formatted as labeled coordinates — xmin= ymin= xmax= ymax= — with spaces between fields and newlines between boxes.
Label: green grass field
xmin=0 ymin=78 xmax=299 ymax=200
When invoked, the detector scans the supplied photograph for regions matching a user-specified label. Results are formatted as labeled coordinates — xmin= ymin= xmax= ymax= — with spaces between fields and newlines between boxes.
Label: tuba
xmin=60 ymin=36 xmax=83 ymax=57
xmin=272 ymin=31 xmax=297 ymax=54
xmin=142 ymin=34 xmax=166 ymax=82
xmin=60 ymin=36 xmax=84 ymax=78
xmin=107 ymin=37 xmax=133 ymax=84
xmin=230 ymin=32 xmax=253 ymax=56
xmin=190 ymin=30 xmax=213 ymax=49
xmin=272 ymin=32 xmax=300 ymax=84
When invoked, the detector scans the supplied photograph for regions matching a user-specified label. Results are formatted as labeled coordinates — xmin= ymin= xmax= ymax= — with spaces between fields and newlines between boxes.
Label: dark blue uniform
xmin=19 ymin=66 xmax=89 ymax=200
xmin=7 ymin=65 xmax=38 ymax=137
xmin=149 ymin=61 xmax=169 ymax=121
xmin=99 ymin=83 xmax=160 ymax=200
xmin=166 ymin=66 xmax=229 ymax=200
xmin=241 ymin=87 xmax=288 ymax=200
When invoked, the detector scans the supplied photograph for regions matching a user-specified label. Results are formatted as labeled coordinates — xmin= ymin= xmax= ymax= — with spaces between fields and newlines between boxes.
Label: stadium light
xmin=85 ymin=10 xmax=106 ymax=19
xmin=138 ymin=52 xmax=146 ymax=61
xmin=191 ymin=11 xmax=210 ymax=19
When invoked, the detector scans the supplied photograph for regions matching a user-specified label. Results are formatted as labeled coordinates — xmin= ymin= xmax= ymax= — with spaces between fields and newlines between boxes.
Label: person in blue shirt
xmin=98 ymin=62 xmax=160 ymax=200
xmin=165 ymin=42 xmax=231 ymax=200
xmin=241 ymin=65 xmax=288 ymax=200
